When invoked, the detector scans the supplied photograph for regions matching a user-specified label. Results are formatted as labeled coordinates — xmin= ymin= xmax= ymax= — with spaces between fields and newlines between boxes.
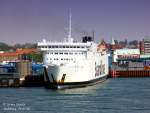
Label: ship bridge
xmin=37 ymin=41 xmax=92 ymax=52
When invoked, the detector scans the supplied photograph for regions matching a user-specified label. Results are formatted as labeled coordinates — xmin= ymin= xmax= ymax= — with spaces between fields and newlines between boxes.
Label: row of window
xmin=39 ymin=45 xmax=86 ymax=49
xmin=48 ymin=58 xmax=73 ymax=61
xmin=48 ymin=52 xmax=84 ymax=55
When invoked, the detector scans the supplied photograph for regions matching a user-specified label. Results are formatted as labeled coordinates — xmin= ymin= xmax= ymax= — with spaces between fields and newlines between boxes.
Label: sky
xmin=0 ymin=0 xmax=150 ymax=44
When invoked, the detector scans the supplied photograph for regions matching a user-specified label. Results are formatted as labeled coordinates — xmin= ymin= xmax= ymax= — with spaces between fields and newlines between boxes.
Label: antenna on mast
xmin=67 ymin=9 xmax=73 ymax=42
xmin=68 ymin=9 xmax=71 ymax=39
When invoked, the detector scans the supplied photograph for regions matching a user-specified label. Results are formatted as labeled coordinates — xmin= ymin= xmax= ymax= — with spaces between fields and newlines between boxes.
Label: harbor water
xmin=0 ymin=78 xmax=150 ymax=113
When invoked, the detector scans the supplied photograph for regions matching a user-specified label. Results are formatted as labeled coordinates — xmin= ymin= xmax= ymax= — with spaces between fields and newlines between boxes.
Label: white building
xmin=113 ymin=48 xmax=140 ymax=62
xmin=143 ymin=37 xmax=150 ymax=54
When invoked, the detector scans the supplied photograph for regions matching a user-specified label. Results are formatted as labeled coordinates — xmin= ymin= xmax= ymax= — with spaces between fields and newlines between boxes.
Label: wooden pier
xmin=23 ymin=75 xmax=44 ymax=87
xmin=0 ymin=73 xmax=19 ymax=87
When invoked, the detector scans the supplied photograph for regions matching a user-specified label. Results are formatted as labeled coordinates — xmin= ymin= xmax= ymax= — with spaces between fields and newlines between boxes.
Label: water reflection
xmin=56 ymin=80 xmax=110 ymax=95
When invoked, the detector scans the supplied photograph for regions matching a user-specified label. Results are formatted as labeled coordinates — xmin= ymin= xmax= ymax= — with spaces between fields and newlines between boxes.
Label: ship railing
xmin=39 ymin=48 xmax=88 ymax=51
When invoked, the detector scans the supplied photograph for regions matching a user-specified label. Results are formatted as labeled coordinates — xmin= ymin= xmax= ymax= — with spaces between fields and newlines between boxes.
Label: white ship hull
xmin=43 ymin=54 xmax=109 ymax=89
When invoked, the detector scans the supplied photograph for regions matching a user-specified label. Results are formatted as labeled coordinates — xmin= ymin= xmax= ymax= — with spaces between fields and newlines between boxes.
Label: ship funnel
xmin=82 ymin=36 xmax=94 ymax=43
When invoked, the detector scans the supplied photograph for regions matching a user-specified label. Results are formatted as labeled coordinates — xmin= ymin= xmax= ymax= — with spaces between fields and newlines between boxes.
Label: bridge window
xmin=59 ymin=46 xmax=62 ymax=48
xmin=54 ymin=46 xmax=58 ymax=48
xmin=69 ymin=53 xmax=73 ymax=55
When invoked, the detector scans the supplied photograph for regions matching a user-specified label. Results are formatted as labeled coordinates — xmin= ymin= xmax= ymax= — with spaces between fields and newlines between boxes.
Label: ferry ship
xmin=38 ymin=14 xmax=109 ymax=89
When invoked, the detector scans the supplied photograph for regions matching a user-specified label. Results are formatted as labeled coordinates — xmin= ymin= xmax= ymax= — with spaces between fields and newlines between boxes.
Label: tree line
xmin=0 ymin=42 xmax=37 ymax=51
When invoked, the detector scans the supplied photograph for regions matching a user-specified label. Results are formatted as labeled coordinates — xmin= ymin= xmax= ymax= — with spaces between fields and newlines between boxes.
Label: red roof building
xmin=0 ymin=48 xmax=37 ymax=62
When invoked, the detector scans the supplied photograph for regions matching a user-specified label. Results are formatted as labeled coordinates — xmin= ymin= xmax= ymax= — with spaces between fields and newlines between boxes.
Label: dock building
xmin=143 ymin=37 xmax=150 ymax=55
